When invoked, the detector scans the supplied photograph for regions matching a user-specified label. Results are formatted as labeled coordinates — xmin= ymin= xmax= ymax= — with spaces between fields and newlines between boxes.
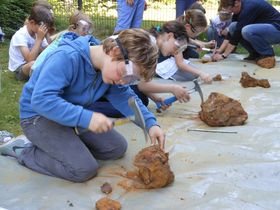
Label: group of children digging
xmin=1 ymin=0 xmax=280 ymax=183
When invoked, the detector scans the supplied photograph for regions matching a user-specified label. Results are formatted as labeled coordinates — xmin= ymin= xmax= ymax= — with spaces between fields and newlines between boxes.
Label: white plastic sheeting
xmin=1 ymin=55 xmax=280 ymax=210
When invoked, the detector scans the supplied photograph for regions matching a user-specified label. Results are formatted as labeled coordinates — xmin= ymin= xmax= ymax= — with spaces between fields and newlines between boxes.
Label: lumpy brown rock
xmin=95 ymin=197 xmax=121 ymax=210
xmin=239 ymin=72 xmax=270 ymax=88
xmin=256 ymin=56 xmax=275 ymax=69
xmin=133 ymin=145 xmax=174 ymax=189
xmin=199 ymin=92 xmax=248 ymax=126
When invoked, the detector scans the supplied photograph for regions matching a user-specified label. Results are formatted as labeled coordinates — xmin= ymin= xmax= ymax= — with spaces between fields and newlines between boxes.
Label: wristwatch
xmin=222 ymin=54 xmax=227 ymax=59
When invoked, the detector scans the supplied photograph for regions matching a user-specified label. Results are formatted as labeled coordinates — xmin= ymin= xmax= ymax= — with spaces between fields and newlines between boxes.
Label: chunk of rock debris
xmin=239 ymin=72 xmax=270 ymax=88
xmin=95 ymin=197 xmax=121 ymax=210
xmin=100 ymin=182 xmax=112 ymax=194
xmin=212 ymin=74 xmax=222 ymax=81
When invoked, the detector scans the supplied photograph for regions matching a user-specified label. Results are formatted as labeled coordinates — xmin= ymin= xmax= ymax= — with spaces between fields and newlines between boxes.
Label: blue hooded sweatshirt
xmin=19 ymin=35 xmax=157 ymax=130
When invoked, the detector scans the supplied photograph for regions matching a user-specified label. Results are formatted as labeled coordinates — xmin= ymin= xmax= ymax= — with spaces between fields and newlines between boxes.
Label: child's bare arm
xmin=216 ymin=39 xmax=229 ymax=54
xmin=137 ymin=81 xmax=190 ymax=102
xmin=126 ymin=0 xmax=134 ymax=5
xmin=19 ymin=24 xmax=48 ymax=62
xmin=144 ymin=92 xmax=171 ymax=111
xmin=190 ymin=38 xmax=216 ymax=49
xmin=174 ymin=53 xmax=212 ymax=84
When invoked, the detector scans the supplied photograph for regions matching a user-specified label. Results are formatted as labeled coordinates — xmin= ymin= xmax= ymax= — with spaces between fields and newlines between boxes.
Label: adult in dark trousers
xmin=213 ymin=0 xmax=280 ymax=69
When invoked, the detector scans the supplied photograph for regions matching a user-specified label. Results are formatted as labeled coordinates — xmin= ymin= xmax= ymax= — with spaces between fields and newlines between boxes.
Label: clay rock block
xmin=134 ymin=145 xmax=174 ymax=189
xmin=199 ymin=92 xmax=248 ymax=126
xmin=239 ymin=72 xmax=270 ymax=88
xmin=96 ymin=197 xmax=121 ymax=210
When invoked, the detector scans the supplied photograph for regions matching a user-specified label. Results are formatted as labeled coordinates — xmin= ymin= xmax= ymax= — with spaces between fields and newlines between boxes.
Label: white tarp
xmin=1 ymin=55 xmax=280 ymax=210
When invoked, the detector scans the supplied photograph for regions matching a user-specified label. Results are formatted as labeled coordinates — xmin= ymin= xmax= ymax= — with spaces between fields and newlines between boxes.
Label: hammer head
xmin=193 ymin=79 xmax=204 ymax=103
xmin=128 ymin=97 xmax=149 ymax=142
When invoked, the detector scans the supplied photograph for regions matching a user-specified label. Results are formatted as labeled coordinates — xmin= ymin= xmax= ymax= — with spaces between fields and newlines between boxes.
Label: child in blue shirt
xmin=0 ymin=29 xmax=165 ymax=182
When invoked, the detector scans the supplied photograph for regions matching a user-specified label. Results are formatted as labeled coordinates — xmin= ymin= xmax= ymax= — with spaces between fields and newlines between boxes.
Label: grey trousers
xmin=19 ymin=116 xmax=127 ymax=182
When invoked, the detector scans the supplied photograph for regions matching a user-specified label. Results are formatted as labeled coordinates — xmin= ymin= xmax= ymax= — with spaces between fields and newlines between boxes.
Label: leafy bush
xmin=0 ymin=0 xmax=33 ymax=39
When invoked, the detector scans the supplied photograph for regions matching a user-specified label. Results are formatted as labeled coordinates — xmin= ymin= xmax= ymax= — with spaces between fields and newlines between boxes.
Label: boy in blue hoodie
xmin=0 ymin=28 xmax=164 ymax=182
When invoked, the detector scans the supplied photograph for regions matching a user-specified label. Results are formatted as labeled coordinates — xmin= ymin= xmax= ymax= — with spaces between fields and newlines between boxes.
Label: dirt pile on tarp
xmin=199 ymin=92 xmax=248 ymax=126
xmin=239 ymin=72 xmax=270 ymax=88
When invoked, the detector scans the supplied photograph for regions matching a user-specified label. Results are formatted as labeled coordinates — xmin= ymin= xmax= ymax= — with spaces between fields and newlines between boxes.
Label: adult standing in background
xmin=213 ymin=0 xmax=280 ymax=69
xmin=114 ymin=0 xmax=146 ymax=33
xmin=176 ymin=0 xmax=203 ymax=18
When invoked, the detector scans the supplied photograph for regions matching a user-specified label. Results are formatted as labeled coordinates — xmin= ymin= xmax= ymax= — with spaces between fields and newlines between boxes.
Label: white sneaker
xmin=0 ymin=137 xmax=32 ymax=158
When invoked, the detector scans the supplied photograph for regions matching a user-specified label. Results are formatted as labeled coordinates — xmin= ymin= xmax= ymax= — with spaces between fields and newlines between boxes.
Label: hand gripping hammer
xmin=155 ymin=78 xmax=204 ymax=112
xmin=75 ymin=97 xmax=148 ymax=142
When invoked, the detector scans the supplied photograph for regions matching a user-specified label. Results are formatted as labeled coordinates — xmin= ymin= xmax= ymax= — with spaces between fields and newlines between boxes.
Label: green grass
xmin=0 ymin=41 xmax=24 ymax=136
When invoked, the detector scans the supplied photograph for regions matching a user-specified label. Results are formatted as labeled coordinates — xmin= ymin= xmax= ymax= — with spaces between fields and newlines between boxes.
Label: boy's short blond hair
xmin=102 ymin=29 xmax=158 ymax=81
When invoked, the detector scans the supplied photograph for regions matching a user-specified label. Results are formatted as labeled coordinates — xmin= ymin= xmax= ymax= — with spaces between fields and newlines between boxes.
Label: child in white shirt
xmin=207 ymin=9 xmax=232 ymax=47
xmin=8 ymin=5 xmax=54 ymax=81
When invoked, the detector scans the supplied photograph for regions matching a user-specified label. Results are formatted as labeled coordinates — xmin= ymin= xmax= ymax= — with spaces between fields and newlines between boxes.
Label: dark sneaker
xmin=243 ymin=54 xmax=259 ymax=61
xmin=256 ymin=56 xmax=276 ymax=69
xmin=0 ymin=137 xmax=32 ymax=158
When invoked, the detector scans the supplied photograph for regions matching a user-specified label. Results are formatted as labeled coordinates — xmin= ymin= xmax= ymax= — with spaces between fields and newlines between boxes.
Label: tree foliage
xmin=0 ymin=0 xmax=33 ymax=39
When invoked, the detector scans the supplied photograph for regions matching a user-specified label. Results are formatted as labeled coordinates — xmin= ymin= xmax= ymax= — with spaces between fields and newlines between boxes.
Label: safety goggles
xmin=115 ymin=38 xmax=141 ymax=85
xmin=76 ymin=20 xmax=93 ymax=35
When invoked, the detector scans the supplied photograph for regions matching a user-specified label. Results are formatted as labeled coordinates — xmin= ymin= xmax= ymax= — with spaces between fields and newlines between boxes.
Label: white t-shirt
xmin=156 ymin=57 xmax=191 ymax=79
xmin=210 ymin=15 xmax=231 ymax=36
xmin=8 ymin=25 xmax=48 ymax=71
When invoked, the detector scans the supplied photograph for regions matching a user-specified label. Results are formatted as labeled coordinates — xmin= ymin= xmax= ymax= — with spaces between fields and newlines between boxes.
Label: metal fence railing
xmin=48 ymin=0 xmax=280 ymax=37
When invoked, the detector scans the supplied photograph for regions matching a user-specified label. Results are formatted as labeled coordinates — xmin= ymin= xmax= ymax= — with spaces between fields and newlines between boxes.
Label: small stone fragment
xmin=239 ymin=72 xmax=270 ymax=88
xmin=96 ymin=197 xmax=121 ymax=210
xmin=100 ymin=182 xmax=112 ymax=194
xmin=212 ymin=74 xmax=222 ymax=81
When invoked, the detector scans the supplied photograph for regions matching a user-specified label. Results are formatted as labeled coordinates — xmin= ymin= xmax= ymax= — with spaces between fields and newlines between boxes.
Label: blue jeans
xmin=19 ymin=116 xmax=127 ymax=182
xmin=229 ymin=22 xmax=280 ymax=56
xmin=176 ymin=0 xmax=196 ymax=18
xmin=183 ymin=47 xmax=199 ymax=59
xmin=114 ymin=0 xmax=145 ymax=32
xmin=206 ymin=25 xmax=225 ymax=48
xmin=89 ymin=85 xmax=149 ymax=118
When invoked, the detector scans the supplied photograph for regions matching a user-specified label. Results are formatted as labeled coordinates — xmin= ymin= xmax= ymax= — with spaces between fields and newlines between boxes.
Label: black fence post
xmin=78 ymin=0 xmax=83 ymax=10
